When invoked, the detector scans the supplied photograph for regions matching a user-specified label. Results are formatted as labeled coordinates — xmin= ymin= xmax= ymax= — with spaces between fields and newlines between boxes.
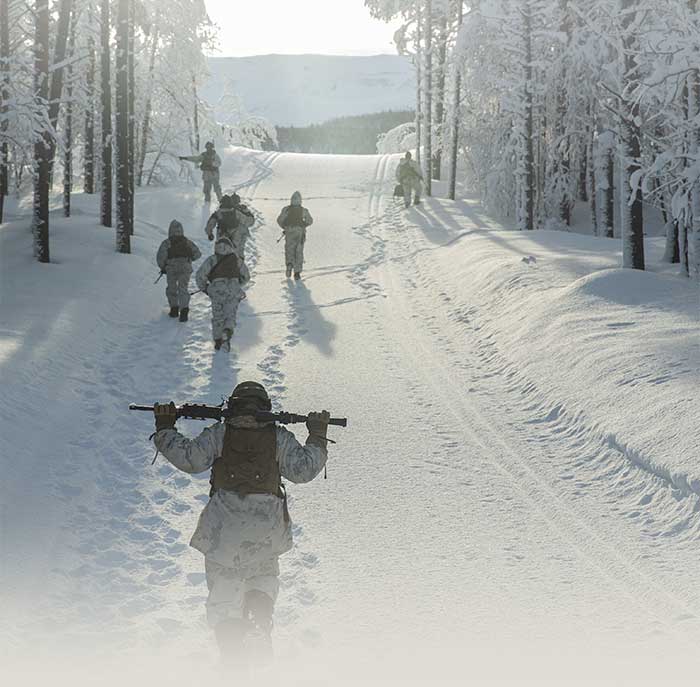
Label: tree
xmin=0 ymin=0 xmax=10 ymax=223
xmin=100 ymin=0 xmax=112 ymax=228
xmin=115 ymin=0 xmax=131 ymax=252
xmin=33 ymin=0 xmax=50 ymax=262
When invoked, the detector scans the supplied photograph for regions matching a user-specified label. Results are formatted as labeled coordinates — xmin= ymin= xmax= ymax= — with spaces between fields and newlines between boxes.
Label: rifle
xmin=154 ymin=271 xmax=165 ymax=284
xmin=129 ymin=403 xmax=348 ymax=427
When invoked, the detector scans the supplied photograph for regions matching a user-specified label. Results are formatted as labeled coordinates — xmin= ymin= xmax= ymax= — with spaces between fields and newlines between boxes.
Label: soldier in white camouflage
xmin=204 ymin=193 xmax=255 ymax=261
xmin=152 ymin=382 xmax=329 ymax=669
xmin=195 ymin=237 xmax=249 ymax=351
xmin=180 ymin=141 xmax=222 ymax=204
xmin=156 ymin=220 xmax=202 ymax=322
xmin=277 ymin=191 xmax=313 ymax=280
xmin=396 ymin=151 xmax=424 ymax=208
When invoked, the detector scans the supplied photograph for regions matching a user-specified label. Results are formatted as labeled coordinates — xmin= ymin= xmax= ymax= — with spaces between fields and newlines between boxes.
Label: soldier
xmin=277 ymin=191 xmax=313 ymax=280
xmin=205 ymin=194 xmax=255 ymax=261
xmin=395 ymin=151 xmax=424 ymax=208
xmin=156 ymin=220 xmax=202 ymax=322
xmin=196 ymin=237 xmax=249 ymax=351
xmin=180 ymin=141 xmax=222 ymax=204
xmin=151 ymin=383 xmax=329 ymax=669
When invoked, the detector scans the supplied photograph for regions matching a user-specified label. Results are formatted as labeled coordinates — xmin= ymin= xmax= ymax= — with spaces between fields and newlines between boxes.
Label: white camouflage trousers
xmin=402 ymin=178 xmax=422 ymax=207
xmin=205 ymin=556 xmax=280 ymax=627
xmin=166 ymin=262 xmax=193 ymax=309
xmin=203 ymin=170 xmax=222 ymax=203
xmin=208 ymin=278 xmax=242 ymax=340
xmin=284 ymin=226 xmax=305 ymax=273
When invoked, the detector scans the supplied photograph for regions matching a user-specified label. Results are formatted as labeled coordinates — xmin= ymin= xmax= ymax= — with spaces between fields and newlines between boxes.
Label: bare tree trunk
xmin=448 ymin=0 xmax=463 ymax=201
xmin=100 ymin=0 xmax=112 ymax=227
xmin=137 ymin=27 xmax=159 ymax=187
xmin=0 ymin=0 xmax=10 ymax=223
xmin=415 ymin=1 xmax=422 ymax=169
xmin=192 ymin=75 xmax=200 ymax=152
xmin=47 ymin=0 xmax=73 ymax=175
xmin=689 ymin=64 xmax=700 ymax=279
xmin=115 ymin=0 xmax=131 ymax=252
xmin=424 ymin=0 xmax=433 ymax=196
xmin=620 ymin=0 xmax=644 ymax=269
xmin=127 ymin=0 xmax=135 ymax=233
xmin=556 ymin=0 xmax=571 ymax=225
xmin=84 ymin=33 xmax=96 ymax=194
xmin=34 ymin=0 xmax=51 ymax=262
xmin=63 ymin=10 xmax=76 ymax=217
xmin=522 ymin=1 xmax=535 ymax=230
xmin=433 ymin=12 xmax=447 ymax=180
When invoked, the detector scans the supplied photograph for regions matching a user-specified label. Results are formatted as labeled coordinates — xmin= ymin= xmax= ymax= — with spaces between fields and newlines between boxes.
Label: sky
xmin=203 ymin=0 xmax=403 ymax=57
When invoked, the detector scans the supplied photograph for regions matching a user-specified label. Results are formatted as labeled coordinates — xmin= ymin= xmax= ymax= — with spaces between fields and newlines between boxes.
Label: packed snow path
xmin=2 ymin=148 xmax=699 ymax=683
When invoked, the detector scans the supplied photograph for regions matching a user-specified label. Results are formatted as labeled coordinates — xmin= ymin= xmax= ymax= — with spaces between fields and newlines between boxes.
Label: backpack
xmin=283 ymin=206 xmax=306 ymax=228
xmin=217 ymin=209 xmax=239 ymax=235
xmin=167 ymin=235 xmax=193 ymax=260
xmin=208 ymin=253 xmax=242 ymax=282
xmin=394 ymin=183 xmax=404 ymax=198
xmin=200 ymin=150 xmax=217 ymax=172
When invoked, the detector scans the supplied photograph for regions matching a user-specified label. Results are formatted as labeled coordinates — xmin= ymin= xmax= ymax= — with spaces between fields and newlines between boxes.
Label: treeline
xmin=367 ymin=0 xmax=700 ymax=280
xmin=276 ymin=110 xmax=415 ymax=155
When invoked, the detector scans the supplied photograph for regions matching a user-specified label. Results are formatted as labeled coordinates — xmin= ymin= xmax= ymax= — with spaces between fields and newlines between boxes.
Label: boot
xmin=179 ymin=307 xmax=189 ymax=322
xmin=413 ymin=197 xmax=421 ymax=205
xmin=214 ymin=339 xmax=223 ymax=350
xmin=286 ymin=263 xmax=293 ymax=278
xmin=169 ymin=306 xmax=179 ymax=318
xmin=222 ymin=328 xmax=233 ymax=352
xmin=214 ymin=619 xmax=250 ymax=673
xmin=293 ymin=271 xmax=301 ymax=281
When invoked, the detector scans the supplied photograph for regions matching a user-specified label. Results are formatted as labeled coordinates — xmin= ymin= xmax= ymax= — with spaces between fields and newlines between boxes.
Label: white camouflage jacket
xmin=153 ymin=421 xmax=327 ymax=569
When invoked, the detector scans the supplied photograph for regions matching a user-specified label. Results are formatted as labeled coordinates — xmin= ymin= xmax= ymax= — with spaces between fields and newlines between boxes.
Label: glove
xmin=154 ymin=402 xmax=177 ymax=432
xmin=207 ymin=233 xmax=214 ymax=241
xmin=306 ymin=410 xmax=330 ymax=449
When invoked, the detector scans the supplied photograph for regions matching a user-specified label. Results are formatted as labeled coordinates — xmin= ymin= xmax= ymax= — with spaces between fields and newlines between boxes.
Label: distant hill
xmin=202 ymin=54 xmax=415 ymax=127
xmin=275 ymin=110 xmax=415 ymax=154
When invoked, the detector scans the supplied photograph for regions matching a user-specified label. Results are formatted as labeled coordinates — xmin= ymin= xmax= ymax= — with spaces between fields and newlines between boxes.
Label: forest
xmin=367 ymin=0 xmax=700 ymax=279
xmin=275 ymin=110 xmax=415 ymax=155
xmin=0 ymin=0 xmax=273 ymax=261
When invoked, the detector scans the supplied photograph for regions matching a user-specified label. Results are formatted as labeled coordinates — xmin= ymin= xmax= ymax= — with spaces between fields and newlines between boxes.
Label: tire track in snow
xmin=372 ymin=201 xmax=700 ymax=646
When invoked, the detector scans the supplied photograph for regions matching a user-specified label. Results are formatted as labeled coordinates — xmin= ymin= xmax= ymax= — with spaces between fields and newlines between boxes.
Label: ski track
xmin=358 ymin=198 xmax=700 ymax=646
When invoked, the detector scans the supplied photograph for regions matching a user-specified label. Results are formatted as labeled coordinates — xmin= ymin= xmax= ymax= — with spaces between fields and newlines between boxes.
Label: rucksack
xmin=217 ymin=209 xmax=239 ymax=234
xmin=208 ymin=253 xmax=242 ymax=282
xmin=283 ymin=206 xmax=306 ymax=228
xmin=200 ymin=149 xmax=217 ymax=172
xmin=167 ymin=235 xmax=193 ymax=260
xmin=394 ymin=183 xmax=404 ymax=198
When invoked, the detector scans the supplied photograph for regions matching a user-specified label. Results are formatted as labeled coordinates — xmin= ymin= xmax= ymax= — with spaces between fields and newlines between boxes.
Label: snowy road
xmin=2 ymin=148 xmax=699 ymax=685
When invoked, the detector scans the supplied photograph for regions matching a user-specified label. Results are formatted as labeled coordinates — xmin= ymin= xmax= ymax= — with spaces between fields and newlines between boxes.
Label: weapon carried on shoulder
xmin=129 ymin=403 xmax=348 ymax=427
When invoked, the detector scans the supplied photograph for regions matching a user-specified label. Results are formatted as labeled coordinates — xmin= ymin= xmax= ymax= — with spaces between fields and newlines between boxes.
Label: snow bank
xmin=403 ymin=198 xmax=700 ymax=498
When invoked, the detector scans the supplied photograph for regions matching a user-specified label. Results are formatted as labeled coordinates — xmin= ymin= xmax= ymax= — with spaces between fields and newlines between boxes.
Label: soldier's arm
xmin=189 ymin=240 xmax=202 ymax=262
xmin=205 ymin=213 xmax=218 ymax=239
xmin=276 ymin=426 xmax=327 ymax=484
xmin=195 ymin=257 xmax=213 ymax=291
xmin=156 ymin=240 xmax=169 ymax=271
xmin=239 ymin=260 xmax=251 ymax=284
xmin=153 ymin=422 xmax=225 ymax=474
xmin=213 ymin=153 xmax=222 ymax=169
xmin=238 ymin=209 xmax=255 ymax=228
xmin=181 ymin=155 xmax=202 ymax=164
xmin=303 ymin=209 xmax=314 ymax=227
xmin=276 ymin=207 xmax=288 ymax=229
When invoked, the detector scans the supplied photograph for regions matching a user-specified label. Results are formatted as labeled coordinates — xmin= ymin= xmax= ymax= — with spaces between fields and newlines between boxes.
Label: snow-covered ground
xmin=1 ymin=148 xmax=699 ymax=686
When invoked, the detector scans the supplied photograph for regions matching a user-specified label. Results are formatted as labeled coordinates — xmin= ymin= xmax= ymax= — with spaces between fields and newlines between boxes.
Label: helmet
xmin=404 ymin=151 xmax=412 ymax=160
xmin=228 ymin=381 xmax=272 ymax=413
xmin=215 ymin=237 xmax=234 ymax=255
xmin=220 ymin=194 xmax=234 ymax=209
xmin=205 ymin=141 xmax=215 ymax=150
xmin=231 ymin=193 xmax=241 ymax=206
